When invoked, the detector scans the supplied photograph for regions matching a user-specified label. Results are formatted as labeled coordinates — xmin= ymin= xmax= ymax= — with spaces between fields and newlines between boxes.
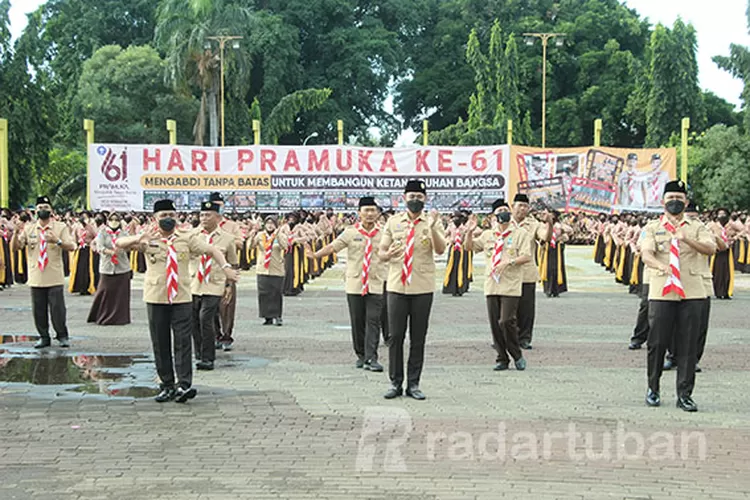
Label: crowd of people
xmin=0 ymin=182 xmax=746 ymax=411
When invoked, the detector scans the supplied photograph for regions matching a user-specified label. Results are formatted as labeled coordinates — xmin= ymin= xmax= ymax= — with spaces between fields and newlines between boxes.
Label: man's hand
xmin=492 ymin=261 xmax=509 ymax=279
xmin=222 ymin=267 xmax=240 ymax=283
xmin=14 ymin=220 xmax=24 ymax=232
xmin=466 ymin=214 xmax=478 ymax=233
xmin=44 ymin=229 xmax=59 ymax=243
xmin=140 ymin=225 xmax=160 ymax=244
xmin=386 ymin=241 xmax=404 ymax=261
xmin=428 ymin=209 xmax=440 ymax=228
xmin=222 ymin=283 xmax=234 ymax=306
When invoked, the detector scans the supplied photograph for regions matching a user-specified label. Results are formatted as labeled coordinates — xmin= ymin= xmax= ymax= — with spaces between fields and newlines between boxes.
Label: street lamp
xmin=303 ymin=132 xmax=319 ymax=145
xmin=523 ymin=32 xmax=565 ymax=148
xmin=206 ymin=35 xmax=243 ymax=147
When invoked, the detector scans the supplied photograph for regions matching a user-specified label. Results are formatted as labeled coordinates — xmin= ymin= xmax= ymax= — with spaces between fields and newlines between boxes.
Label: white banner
xmin=89 ymin=144 xmax=510 ymax=212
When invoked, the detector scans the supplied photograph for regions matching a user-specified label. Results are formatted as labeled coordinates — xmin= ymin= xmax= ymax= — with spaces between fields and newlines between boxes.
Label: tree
xmin=713 ymin=0 xmax=750 ymax=133
xmin=689 ymin=125 xmax=750 ymax=209
xmin=645 ymin=20 xmax=705 ymax=147
xmin=254 ymin=89 xmax=332 ymax=144
xmin=74 ymin=45 xmax=199 ymax=144
xmin=155 ymin=0 xmax=258 ymax=146
xmin=36 ymin=148 xmax=87 ymax=209
xmin=0 ymin=0 xmax=55 ymax=208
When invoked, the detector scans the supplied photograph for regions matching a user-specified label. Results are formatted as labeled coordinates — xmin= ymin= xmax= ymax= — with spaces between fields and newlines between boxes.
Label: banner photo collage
xmin=512 ymin=146 xmax=677 ymax=214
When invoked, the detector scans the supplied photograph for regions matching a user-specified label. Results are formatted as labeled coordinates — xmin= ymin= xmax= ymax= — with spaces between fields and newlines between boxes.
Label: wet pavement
xmin=0 ymin=247 xmax=749 ymax=499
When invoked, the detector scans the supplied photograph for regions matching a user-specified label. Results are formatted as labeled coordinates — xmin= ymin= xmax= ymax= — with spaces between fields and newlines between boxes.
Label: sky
xmin=8 ymin=0 xmax=750 ymax=145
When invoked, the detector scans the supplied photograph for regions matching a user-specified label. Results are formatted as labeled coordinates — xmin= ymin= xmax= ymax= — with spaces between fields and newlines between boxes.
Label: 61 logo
xmin=98 ymin=146 xmax=128 ymax=182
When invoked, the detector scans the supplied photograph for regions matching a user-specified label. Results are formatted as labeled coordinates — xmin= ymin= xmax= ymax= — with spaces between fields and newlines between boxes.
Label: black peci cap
xmin=663 ymin=180 xmax=686 ymax=195
xmin=200 ymin=201 xmax=221 ymax=212
xmin=153 ymin=199 xmax=176 ymax=213
xmin=513 ymin=193 xmax=530 ymax=204
xmin=404 ymin=179 xmax=426 ymax=194
xmin=36 ymin=196 xmax=51 ymax=205
xmin=492 ymin=199 xmax=509 ymax=212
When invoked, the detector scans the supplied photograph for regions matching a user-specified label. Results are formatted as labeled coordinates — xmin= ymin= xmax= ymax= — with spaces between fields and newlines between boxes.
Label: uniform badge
xmin=421 ymin=238 xmax=430 ymax=247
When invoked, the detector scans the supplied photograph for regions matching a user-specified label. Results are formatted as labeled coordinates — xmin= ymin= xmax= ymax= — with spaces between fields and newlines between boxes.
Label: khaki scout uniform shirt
xmin=254 ymin=231 xmax=289 ymax=277
xmin=641 ymin=217 xmax=716 ymax=301
xmin=19 ymin=220 xmax=74 ymax=288
xmin=472 ymin=224 xmax=532 ymax=297
xmin=95 ymin=228 xmax=132 ymax=275
xmin=331 ymin=224 xmax=385 ymax=295
xmin=219 ymin=218 xmax=244 ymax=249
xmin=141 ymin=229 xmax=214 ymax=304
xmin=513 ymin=216 xmax=549 ymax=283
xmin=190 ymin=227 xmax=238 ymax=296
xmin=380 ymin=212 xmax=446 ymax=295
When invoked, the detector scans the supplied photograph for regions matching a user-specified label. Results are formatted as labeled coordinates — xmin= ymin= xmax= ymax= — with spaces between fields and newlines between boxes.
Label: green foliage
xmin=74 ymin=45 xmax=199 ymax=144
xmin=646 ymin=20 xmax=705 ymax=147
xmin=37 ymin=147 xmax=86 ymax=209
xmin=263 ymin=88 xmax=332 ymax=144
xmin=689 ymin=125 xmax=750 ymax=209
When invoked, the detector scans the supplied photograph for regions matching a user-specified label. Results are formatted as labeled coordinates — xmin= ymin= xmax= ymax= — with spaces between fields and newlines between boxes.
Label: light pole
xmin=303 ymin=132 xmax=319 ymax=145
xmin=523 ymin=32 xmax=565 ymax=148
xmin=206 ymin=35 xmax=242 ymax=147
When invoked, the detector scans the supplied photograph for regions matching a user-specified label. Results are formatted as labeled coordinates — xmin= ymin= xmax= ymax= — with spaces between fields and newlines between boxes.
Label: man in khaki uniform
xmin=208 ymin=192 xmax=243 ymax=351
xmin=510 ymin=193 xmax=551 ymax=349
xmin=191 ymin=201 xmax=239 ymax=371
xmin=466 ymin=199 xmax=532 ymax=371
xmin=640 ymin=181 xmax=716 ymax=412
xmin=12 ymin=196 xmax=75 ymax=348
xmin=117 ymin=199 xmax=238 ymax=403
xmin=378 ymin=180 xmax=446 ymax=400
xmin=316 ymin=196 xmax=385 ymax=371
xmin=254 ymin=215 xmax=290 ymax=325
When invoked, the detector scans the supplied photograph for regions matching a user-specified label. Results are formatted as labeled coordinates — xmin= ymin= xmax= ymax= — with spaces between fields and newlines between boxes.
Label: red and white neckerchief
xmin=78 ymin=230 xmax=87 ymax=249
xmin=649 ymin=176 xmax=662 ymax=205
xmin=401 ymin=219 xmax=420 ymax=285
xmin=491 ymin=228 xmax=512 ymax=283
xmin=262 ymin=233 xmax=275 ymax=269
xmin=1 ymin=226 xmax=9 ymax=243
xmin=661 ymin=217 xmax=686 ymax=298
xmin=162 ymin=234 xmax=179 ymax=303
xmin=453 ymin=227 xmax=463 ymax=251
xmin=628 ymin=172 xmax=636 ymax=203
xmin=105 ymin=227 xmax=121 ymax=265
xmin=197 ymin=229 xmax=215 ymax=284
xmin=356 ymin=223 xmax=379 ymax=295
xmin=550 ymin=227 xmax=558 ymax=249
xmin=720 ymin=224 xmax=728 ymax=244
xmin=38 ymin=226 xmax=49 ymax=271
xmin=286 ymin=233 xmax=295 ymax=254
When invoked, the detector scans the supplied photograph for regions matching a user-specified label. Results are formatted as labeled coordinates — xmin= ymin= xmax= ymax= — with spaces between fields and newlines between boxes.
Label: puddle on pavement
xmin=0 ymin=338 xmax=159 ymax=398
xmin=1 ymin=335 xmax=271 ymax=399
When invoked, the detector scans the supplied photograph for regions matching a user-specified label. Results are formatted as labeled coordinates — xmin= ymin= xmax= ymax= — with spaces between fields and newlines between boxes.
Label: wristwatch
xmin=222 ymin=263 xmax=232 ymax=269
xmin=510 ymin=258 xmax=516 ymax=266
xmin=56 ymin=239 xmax=62 ymax=246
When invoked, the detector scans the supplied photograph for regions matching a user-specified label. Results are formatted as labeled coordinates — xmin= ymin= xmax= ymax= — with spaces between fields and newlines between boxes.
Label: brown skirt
xmin=87 ymin=272 xmax=131 ymax=325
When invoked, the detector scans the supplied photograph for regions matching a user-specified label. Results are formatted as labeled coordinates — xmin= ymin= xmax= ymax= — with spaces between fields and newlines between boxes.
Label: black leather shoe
xmin=645 ymin=389 xmax=661 ymax=407
xmin=677 ymin=395 xmax=698 ymax=412
xmin=406 ymin=386 xmax=426 ymax=400
xmin=494 ymin=362 xmax=509 ymax=371
xmin=263 ymin=318 xmax=273 ymax=326
xmin=57 ymin=338 xmax=70 ymax=348
xmin=154 ymin=388 xmax=176 ymax=403
xmin=174 ymin=387 xmax=197 ymax=403
xmin=215 ymin=340 xmax=223 ymax=349
xmin=34 ymin=339 xmax=51 ymax=349
xmin=222 ymin=343 xmax=233 ymax=352
xmin=274 ymin=318 xmax=283 ymax=326
xmin=383 ymin=386 xmax=402 ymax=399
xmin=355 ymin=359 xmax=365 ymax=369
xmin=196 ymin=361 xmax=214 ymax=371
xmin=515 ymin=357 xmax=527 ymax=371
xmin=695 ymin=364 xmax=702 ymax=373
xmin=628 ymin=342 xmax=642 ymax=350
xmin=663 ymin=358 xmax=675 ymax=370
xmin=520 ymin=342 xmax=532 ymax=350
xmin=365 ymin=361 xmax=384 ymax=372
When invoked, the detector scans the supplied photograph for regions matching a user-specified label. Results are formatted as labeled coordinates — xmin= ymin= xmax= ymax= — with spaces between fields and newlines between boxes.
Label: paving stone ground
xmin=1 ymin=247 xmax=749 ymax=499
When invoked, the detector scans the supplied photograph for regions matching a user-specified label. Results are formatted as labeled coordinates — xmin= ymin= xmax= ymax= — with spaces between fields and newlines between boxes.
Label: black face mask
xmin=95 ymin=217 xmax=105 ymax=226
xmin=191 ymin=219 xmax=200 ymax=228
xmin=639 ymin=220 xmax=647 ymax=227
xmin=665 ymin=200 xmax=685 ymax=215
xmin=158 ymin=217 xmax=176 ymax=232
xmin=123 ymin=215 xmax=133 ymax=223
xmin=741 ymin=216 xmax=747 ymax=223
xmin=406 ymin=199 xmax=424 ymax=213
xmin=306 ymin=218 xmax=314 ymax=224
xmin=452 ymin=217 xmax=465 ymax=226
xmin=496 ymin=212 xmax=512 ymax=224
xmin=138 ymin=218 xmax=146 ymax=225
xmin=288 ymin=221 xmax=298 ymax=229
xmin=717 ymin=215 xmax=729 ymax=225
xmin=37 ymin=210 xmax=51 ymax=220
xmin=20 ymin=214 xmax=31 ymax=223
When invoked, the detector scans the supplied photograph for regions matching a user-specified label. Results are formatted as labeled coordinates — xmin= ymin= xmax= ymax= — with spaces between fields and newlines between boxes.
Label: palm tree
xmin=155 ymin=0 xmax=254 ymax=145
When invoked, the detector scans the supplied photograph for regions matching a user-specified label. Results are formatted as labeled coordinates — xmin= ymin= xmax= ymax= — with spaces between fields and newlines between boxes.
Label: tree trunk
xmin=208 ymin=77 xmax=219 ymax=147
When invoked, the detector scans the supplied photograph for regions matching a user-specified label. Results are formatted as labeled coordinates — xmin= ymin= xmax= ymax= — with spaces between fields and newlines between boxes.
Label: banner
xmin=89 ymin=144 xmax=510 ymax=212
xmin=511 ymin=146 xmax=677 ymax=214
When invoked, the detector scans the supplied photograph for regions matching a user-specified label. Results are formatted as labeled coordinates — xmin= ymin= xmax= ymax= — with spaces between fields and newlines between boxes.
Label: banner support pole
xmin=167 ymin=120 xmax=177 ymax=145
xmin=507 ymin=120 xmax=513 ymax=146
xmin=0 ymin=119 xmax=8 ymax=208
xmin=594 ymin=119 xmax=602 ymax=147
xmin=252 ymin=120 xmax=260 ymax=145
xmin=84 ymin=119 xmax=95 ymax=210
xmin=337 ymin=120 xmax=344 ymax=146
xmin=681 ymin=117 xmax=690 ymax=183
xmin=422 ymin=120 xmax=428 ymax=146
